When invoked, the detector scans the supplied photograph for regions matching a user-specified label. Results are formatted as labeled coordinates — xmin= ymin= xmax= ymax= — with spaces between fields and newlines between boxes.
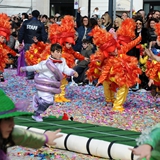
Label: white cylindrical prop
xmin=15 ymin=125 xmax=139 ymax=160
xmin=90 ymin=139 xmax=110 ymax=158
xmin=63 ymin=134 xmax=89 ymax=154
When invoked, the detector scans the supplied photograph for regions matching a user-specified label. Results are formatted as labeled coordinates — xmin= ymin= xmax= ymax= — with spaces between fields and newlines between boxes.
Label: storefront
xmin=50 ymin=0 xmax=74 ymax=16
xmin=144 ymin=0 xmax=160 ymax=14
xmin=0 ymin=0 xmax=159 ymax=18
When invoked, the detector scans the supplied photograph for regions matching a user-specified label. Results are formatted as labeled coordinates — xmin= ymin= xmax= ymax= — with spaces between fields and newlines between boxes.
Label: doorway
xmin=144 ymin=1 xmax=160 ymax=15
xmin=50 ymin=0 xmax=75 ymax=16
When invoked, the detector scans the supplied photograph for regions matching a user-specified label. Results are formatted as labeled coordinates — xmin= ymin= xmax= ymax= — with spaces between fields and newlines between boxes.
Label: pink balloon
xmin=34 ymin=74 xmax=61 ymax=88
xmin=46 ymin=60 xmax=63 ymax=81
xmin=33 ymin=59 xmax=63 ymax=94
xmin=35 ymin=84 xmax=61 ymax=94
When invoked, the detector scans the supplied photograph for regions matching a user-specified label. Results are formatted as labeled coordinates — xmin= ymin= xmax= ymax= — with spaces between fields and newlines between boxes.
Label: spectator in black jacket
xmin=18 ymin=10 xmax=47 ymax=80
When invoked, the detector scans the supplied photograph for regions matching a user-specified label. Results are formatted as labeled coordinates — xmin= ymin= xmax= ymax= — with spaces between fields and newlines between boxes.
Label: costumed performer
xmin=87 ymin=21 xmax=142 ymax=112
xmin=0 ymin=89 xmax=62 ymax=160
xmin=52 ymin=15 xmax=89 ymax=103
xmin=145 ymin=49 xmax=160 ymax=97
xmin=105 ymin=18 xmax=141 ymax=103
xmin=20 ymin=43 xmax=78 ymax=122
xmin=130 ymin=124 xmax=160 ymax=160
xmin=117 ymin=18 xmax=148 ymax=90
xmin=145 ymin=23 xmax=160 ymax=95
xmin=0 ymin=13 xmax=18 ymax=82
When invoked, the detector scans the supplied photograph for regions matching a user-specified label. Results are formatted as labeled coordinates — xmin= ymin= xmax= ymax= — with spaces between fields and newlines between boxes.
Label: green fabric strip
xmin=14 ymin=116 xmax=140 ymax=147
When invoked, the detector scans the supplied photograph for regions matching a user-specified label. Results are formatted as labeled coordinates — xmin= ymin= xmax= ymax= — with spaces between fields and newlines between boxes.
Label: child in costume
xmin=52 ymin=15 xmax=89 ymax=103
xmin=0 ymin=13 xmax=18 ymax=81
xmin=87 ymin=19 xmax=142 ymax=111
xmin=0 ymin=89 xmax=62 ymax=160
xmin=145 ymin=23 xmax=160 ymax=96
xmin=21 ymin=43 xmax=78 ymax=122
xmin=130 ymin=124 xmax=160 ymax=160
xmin=145 ymin=49 xmax=160 ymax=97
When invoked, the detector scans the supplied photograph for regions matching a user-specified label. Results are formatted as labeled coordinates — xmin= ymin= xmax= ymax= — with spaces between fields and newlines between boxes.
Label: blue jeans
xmin=24 ymin=43 xmax=34 ymax=79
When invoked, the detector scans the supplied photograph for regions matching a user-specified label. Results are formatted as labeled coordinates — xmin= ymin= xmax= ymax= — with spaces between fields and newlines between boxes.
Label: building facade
xmin=0 ymin=0 xmax=159 ymax=17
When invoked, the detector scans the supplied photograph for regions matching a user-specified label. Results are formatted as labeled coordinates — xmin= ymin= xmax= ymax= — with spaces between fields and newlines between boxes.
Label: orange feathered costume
xmin=59 ymin=15 xmax=85 ymax=68
xmin=0 ymin=13 xmax=17 ymax=72
xmin=25 ymin=22 xmax=62 ymax=65
xmin=87 ymin=19 xmax=142 ymax=111
xmin=54 ymin=15 xmax=85 ymax=102
xmin=25 ymin=15 xmax=84 ymax=68
xmin=145 ymin=23 xmax=160 ymax=86
xmin=62 ymin=46 xmax=84 ymax=68
xmin=25 ymin=15 xmax=84 ymax=102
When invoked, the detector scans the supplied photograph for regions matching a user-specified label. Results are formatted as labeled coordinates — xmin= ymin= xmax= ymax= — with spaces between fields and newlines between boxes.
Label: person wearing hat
xmin=18 ymin=9 xmax=47 ymax=80
xmin=144 ymin=23 xmax=160 ymax=97
xmin=49 ymin=15 xmax=89 ymax=103
xmin=0 ymin=89 xmax=62 ymax=159
xmin=87 ymin=22 xmax=142 ymax=112
xmin=54 ymin=36 xmax=88 ymax=103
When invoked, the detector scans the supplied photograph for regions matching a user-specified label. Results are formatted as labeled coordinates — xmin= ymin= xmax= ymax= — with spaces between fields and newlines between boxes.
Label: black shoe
xmin=78 ymin=82 xmax=83 ymax=86
xmin=26 ymin=77 xmax=34 ymax=80
xmin=131 ymin=88 xmax=139 ymax=92
xmin=0 ymin=74 xmax=4 ymax=82
xmin=151 ymin=85 xmax=157 ymax=97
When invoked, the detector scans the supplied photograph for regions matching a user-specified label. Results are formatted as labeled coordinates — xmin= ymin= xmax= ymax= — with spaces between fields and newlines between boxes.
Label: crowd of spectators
xmin=3 ymin=8 xmax=160 ymax=90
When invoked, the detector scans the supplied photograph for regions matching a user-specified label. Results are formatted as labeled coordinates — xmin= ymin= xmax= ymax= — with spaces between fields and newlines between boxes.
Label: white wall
xmin=0 ymin=0 xmax=143 ymax=17
xmin=91 ymin=0 xmax=109 ymax=17
xmin=78 ymin=0 xmax=88 ymax=16
xmin=79 ymin=0 xmax=143 ymax=17
xmin=0 ymin=0 xmax=49 ymax=16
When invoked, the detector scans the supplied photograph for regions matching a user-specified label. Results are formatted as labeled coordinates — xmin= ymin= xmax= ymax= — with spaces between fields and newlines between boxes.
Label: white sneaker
xmin=32 ymin=115 xmax=43 ymax=122
xmin=137 ymin=89 xmax=147 ymax=92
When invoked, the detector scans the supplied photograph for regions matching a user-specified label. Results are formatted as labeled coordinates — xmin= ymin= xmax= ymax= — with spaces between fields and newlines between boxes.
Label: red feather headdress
xmin=59 ymin=15 xmax=76 ymax=45
xmin=48 ymin=15 xmax=75 ymax=45
xmin=116 ymin=18 xmax=136 ymax=47
xmin=89 ymin=26 xmax=117 ymax=58
xmin=155 ymin=23 xmax=160 ymax=41
xmin=48 ymin=23 xmax=61 ymax=44
xmin=0 ymin=13 xmax=11 ymax=41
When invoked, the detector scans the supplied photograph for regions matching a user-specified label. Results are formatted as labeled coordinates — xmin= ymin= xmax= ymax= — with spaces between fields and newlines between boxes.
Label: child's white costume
xmin=21 ymin=56 xmax=75 ymax=121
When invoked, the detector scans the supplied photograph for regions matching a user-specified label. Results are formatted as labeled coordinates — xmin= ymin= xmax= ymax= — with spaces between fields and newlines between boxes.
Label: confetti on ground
xmin=1 ymin=69 xmax=160 ymax=160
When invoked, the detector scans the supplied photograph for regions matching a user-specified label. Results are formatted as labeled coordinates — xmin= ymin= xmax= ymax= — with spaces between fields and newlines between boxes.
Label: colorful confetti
xmin=1 ymin=69 xmax=160 ymax=159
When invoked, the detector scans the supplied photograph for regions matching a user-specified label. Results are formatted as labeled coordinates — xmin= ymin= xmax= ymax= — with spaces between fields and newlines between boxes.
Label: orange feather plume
xmin=0 ymin=43 xmax=9 ymax=71
xmin=0 ymin=13 xmax=11 ymax=41
xmin=59 ymin=15 xmax=75 ymax=45
xmin=154 ymin=23 xmax=160 ymax=41
xmin=97 ymin=54 xmax=142 ymax=87
xmin=146 ymin=60 xmax=160 ymax=81
xmin=60 ymin=15 xmax=75 ymax=33
xmin=89 ymin=26 xmax=114 ymax=47
xmin=25 ymin=42 xmax=50 ymax=65
xmin=0 ymin=43 xmax=17 ymax=71
xmin=86 ymin=50 xmax=105 ymax=82
xmin=116 ymin=18 xmax=136 ymax=40
xmin=48 ymin=23 xmax=61 ymax=44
